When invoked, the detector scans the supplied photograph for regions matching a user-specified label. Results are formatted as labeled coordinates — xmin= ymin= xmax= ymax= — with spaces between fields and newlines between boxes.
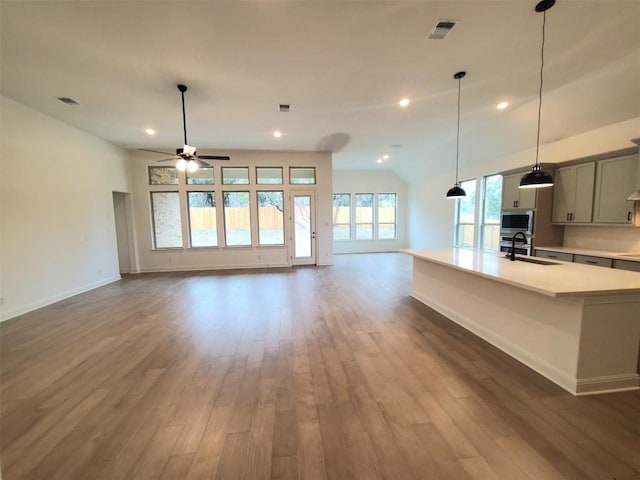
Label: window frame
xmin=222 ymin=166 xmax=250 ymax=185
xmin=256 ymin=167 xmax=283 ymax=185
xmin=454 ymin=179 xmax=477 ymax=248
xmin=186 ymin=191 xmax=218 ymax=248
xmin=150 ymin=191 xmax=183 ymax=249
xmin=256 ymin=190 xmax=285 ymax=246
xmin=355 ymin=193 xmax=374 ymax=240
xmin=332 ymin=193 xmax=351 ymax=241
xmin=480 ymin=174 xmax=503 ymax=251
xmin=222 ymin=190 xmax=252 ymax=247
xmin=289 ymin=167 xmax=316 ymax=185
xmin=148 ymin=166 xmax=179 ymax=185
xmin=377 ymin=193 xmax=397 ymax=240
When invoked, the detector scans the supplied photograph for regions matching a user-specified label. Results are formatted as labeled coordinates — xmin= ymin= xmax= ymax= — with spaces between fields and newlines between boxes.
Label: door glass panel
xmin=293 ymin=195 xmax=312 ymax=258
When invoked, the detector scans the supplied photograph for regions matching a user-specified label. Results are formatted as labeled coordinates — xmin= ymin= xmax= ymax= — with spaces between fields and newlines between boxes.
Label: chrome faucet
xmin=509 ymin=232 xmax=528 ymax=261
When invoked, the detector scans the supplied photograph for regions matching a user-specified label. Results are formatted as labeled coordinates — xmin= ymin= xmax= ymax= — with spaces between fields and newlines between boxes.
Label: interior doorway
xmin=112 ymin=192 xmax=132 ymax=274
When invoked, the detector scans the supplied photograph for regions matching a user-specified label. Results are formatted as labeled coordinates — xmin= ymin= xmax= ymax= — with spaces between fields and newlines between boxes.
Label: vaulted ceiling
xmin=1 ymin=1 xmax=638 ymax=181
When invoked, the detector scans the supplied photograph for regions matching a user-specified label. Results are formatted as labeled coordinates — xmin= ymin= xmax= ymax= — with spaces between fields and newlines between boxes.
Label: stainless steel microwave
xmin=500 ymin=210 xmax=534 ymax=234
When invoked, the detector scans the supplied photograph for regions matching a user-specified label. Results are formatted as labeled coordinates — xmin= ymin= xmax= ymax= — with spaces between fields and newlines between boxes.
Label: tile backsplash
xmin=564 ymin=225 xmax=640 ymax=252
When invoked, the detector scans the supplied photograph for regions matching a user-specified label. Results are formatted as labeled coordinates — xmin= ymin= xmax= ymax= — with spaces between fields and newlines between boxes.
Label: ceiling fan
xmin=140 ymin=84 xmax=230 ymax=172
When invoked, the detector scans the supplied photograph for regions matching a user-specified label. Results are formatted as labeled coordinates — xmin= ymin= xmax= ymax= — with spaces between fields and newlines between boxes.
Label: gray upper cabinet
xmin=593 ymin=154 xmax=637 ymax=224
xmin=552 ymin=162 xmax=595 ymax=224
xmin=502 ymin=173 xmax=537 ymax=210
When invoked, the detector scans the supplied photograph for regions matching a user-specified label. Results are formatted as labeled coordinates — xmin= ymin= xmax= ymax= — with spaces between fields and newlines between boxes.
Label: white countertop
xmin=535 ymin=246 xmax=640 ymax=263
xmin=403 ymin=248 xmax=640 ymax=297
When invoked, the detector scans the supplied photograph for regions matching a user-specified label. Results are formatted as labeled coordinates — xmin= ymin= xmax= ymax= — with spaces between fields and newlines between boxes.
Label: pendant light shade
xmin=446 ymin=184 xmax=466 ymax=198
xmin=520 ymin=0 xmax=555 ymax=189
xmin=446 ymin=71 xmax=467 ymax=198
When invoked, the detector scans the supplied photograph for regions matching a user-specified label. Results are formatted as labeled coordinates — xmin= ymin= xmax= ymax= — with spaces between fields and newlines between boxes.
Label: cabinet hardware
xmin=548 ymin=255 xmax=557 ymax=259
xmin=586 ymin=260 xmax=598 ymax=265
xmin=628 ymin=211 xmax=632 ymax=222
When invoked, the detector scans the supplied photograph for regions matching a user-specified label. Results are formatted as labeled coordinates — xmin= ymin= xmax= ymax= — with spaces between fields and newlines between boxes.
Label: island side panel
xmin=411 ymin=257 xmax=585 ymax=394
xmin=575 ymin=297 xmax=640 ymax=394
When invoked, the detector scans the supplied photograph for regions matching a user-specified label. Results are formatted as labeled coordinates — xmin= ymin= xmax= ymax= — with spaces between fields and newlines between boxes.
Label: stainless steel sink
xmin=503 ymin=256 xmax=560 ymax=266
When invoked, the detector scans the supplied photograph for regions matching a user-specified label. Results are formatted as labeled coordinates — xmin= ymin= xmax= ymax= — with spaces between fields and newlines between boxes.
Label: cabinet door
xmin=552 ymin=166 xmax=575 ymax=223
xmin=593 ymin=155 xmax=637 ymax=224
xmin=518 ymin=184 xmax=537 ymax=209
xmin=502 ymin=174 xmax=521 ymax=209
xmin=572 ymin=162 xmax=595 ymax=223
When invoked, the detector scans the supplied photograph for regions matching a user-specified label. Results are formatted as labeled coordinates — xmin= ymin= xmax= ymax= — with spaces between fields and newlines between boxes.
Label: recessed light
xmin=376 ymin=158 xmax=383 ymax=164
xmin=145 ymin=128 xmax=156 ymax=136
xmin=399 ymin=98 xmax=410 ymax=107
xmin=497 ymin=101 xmax=509 ymax=110
xmin=273 ymin=131 xmax=282 ymax=138
xmin=383 ymin=154 xmax=389 ymax=160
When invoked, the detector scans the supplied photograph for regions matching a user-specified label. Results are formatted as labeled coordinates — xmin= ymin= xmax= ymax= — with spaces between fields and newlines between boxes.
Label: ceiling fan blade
xmin=193 ymin=158 xmax=211 ymax=168
xmin=197 ymin=155 xmax=231 ymax=161
xmin=156 ymin=157 xmax=180 ymax=162
xmin=139 ymin=148 xmax=175 ymax=156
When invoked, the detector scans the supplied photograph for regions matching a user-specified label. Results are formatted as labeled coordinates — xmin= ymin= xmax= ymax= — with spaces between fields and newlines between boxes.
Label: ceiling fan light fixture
xmin=446 ymin=71 xmax=467 ymax=199
xmin=187 ymin=160 xmax=199 ymax=173
xmin=520 ymin=0 xmax=555 ymax=189
xmin=176 ymin=159 xmax=188 ymax=171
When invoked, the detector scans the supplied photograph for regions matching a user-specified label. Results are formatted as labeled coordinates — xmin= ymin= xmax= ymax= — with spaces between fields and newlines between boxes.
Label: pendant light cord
xmin=535 ymin=9 xmax=546 ymax=168
xmin=455 ymin=75 xmax=461 ymax=184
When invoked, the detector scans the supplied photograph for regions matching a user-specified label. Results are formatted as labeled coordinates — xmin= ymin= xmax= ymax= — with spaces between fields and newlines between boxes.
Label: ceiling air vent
xmin=278 ymin=104 xmax=290 ymax=112
xmin=428 ymin=20 xmax=458 ymax=40
xmin=57 ymin=97 xmax=80 ymax=105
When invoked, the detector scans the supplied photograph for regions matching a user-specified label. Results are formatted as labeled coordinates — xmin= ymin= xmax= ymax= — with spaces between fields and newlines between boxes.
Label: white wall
xmin=408 ymin=117 xmax=640 ymax=248
xmin=130 ymin=149 xmax=333 ymax=271
xmin=0 ymin=96 xmax=132 ymax=321
xmin=332 ymin=170 xmax=408 ymax=254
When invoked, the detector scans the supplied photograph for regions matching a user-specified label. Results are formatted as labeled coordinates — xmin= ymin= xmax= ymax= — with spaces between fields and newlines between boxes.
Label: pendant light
xmin=520 ymin=0 xmax=555 ymax=189
xmin=446 ymin=71 xmax=467 ymax=198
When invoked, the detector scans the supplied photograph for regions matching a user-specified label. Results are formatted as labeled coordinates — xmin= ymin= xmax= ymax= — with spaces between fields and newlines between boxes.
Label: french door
xmin=290 ymin=191 xmax=316 ymax=265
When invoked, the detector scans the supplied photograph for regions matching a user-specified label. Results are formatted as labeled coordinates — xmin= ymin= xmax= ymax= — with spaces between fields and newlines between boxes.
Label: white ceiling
xmin=1 ymin=1 xmax=639 ymax=181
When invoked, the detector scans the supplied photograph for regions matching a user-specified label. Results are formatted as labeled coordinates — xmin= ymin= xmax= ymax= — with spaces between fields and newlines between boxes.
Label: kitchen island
xmin=404 ymin=248 xmax=640 ymax=395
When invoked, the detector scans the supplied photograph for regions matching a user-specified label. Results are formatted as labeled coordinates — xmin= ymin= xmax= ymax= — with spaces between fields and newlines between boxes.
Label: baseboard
xmin=411 ymin=289 xmax=581 ymax=396
xmin=575 ymin=374 xmax=640 ymax=395
xmin=138 ymin=263 xmax=291 ymax=273
xmin=0 ymin=275 xmax=121 ymax=322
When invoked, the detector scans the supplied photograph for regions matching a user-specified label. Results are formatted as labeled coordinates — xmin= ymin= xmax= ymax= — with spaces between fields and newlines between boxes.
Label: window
xmin=257 ymin=191 xmax=284 ymax=245
xmin=332 ymin=194 xmax=351 ymax=240
xmin=378 ymin=193 xmax=397 ymax=239
xmin=223 ymin=191 xmax=251 ymax=246
xmin=222 ymin=167 xmax=249 ymax=185
xmin=454 ymin=179 xmax=477 ymax=247
xmin=355 ymin=193 xmax=374 ymax=240
xmin=481 ymin=174 xmax=502 ymax=250
xmin=187 ymin=192 xmax=217 ymax=247
xmin=290 ymin=167 xmax=316 ymax=184
xmin=150 ymin=192 xmax=183 ymax=248
xmin=187 ymin=167 xmax=214 ymax=185
xmin=148 ymin=166 xmax=179 ymax=185
xmin=256 ymin=167 xmax=283 ymax=185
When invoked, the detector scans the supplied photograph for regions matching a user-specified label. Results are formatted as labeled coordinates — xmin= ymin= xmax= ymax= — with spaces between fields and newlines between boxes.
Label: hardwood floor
xmin=1 ymin=252 xmax=638 ymax=480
